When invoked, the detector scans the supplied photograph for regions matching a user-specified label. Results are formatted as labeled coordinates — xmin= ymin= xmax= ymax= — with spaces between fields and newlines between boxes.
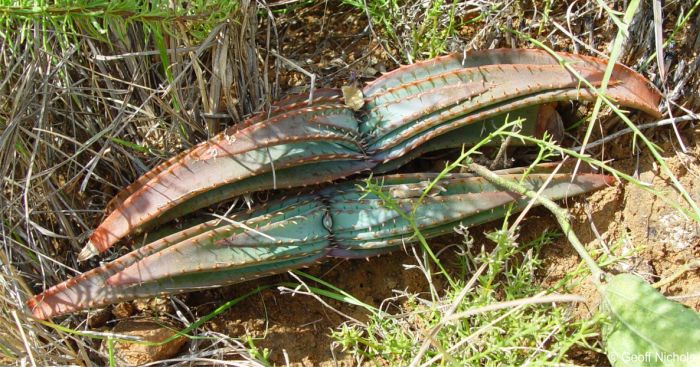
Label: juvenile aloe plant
xmin=78 ymin=49 xmax=661 ymax=261
xmin=28 ymin=168 xmax=613 ymax=319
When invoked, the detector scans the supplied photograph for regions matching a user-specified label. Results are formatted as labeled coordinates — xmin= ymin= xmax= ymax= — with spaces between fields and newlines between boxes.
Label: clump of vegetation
xmin=332 ymin=228 xmax=605 ymax=366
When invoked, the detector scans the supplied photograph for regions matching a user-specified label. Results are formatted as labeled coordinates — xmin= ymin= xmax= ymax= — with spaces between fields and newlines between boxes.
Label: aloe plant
xmin=78 ymin=49 xmax=661 ymax=261
xmin=28 ymin=169 xmax=613 ymax=319
xmin=26 ymin=48 xmax=662 ymax=319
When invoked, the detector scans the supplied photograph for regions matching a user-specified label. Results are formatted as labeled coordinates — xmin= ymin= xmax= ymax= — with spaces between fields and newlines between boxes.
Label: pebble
xmin=105 ymin=319 xmax=186 ymax=366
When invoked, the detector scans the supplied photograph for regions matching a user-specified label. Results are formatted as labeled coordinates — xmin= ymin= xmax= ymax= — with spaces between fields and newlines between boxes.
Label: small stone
xmin=329 ymin=58 xmax=346 ymax=67
xmin=106 ymin=319 xmax=186 ymax=366
xmin=87 ymin=308 xmax=111 ymax=328
xmin=362 ymin=66 xmax=378 ymax=77
xmin=134 ymin=297 xmax=172 ymax=314
xmin=112 ymin=302 xmax=134 ymax=319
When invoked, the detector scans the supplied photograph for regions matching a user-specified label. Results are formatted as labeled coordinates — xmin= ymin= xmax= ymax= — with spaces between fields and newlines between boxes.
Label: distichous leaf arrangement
xmin=27 ymin=49 xmax=661 ymax=319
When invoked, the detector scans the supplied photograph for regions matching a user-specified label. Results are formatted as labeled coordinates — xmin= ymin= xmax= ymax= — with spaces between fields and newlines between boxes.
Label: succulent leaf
xmin=29 ymin=170 xmax=613 ymax=319
xmin=372 ymin=104 xmax=558 ymax=173
xmin=363 ymin=48 xmax=660 ymax=117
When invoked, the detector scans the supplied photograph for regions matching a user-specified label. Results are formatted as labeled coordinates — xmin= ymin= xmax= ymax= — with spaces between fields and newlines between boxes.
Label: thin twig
xmin=467 ymin=161 xmax=604 ymax=283
xmin=268 ymin=49 xmax=316 ymax=103
xmin=572 ymin=115 xmax=698 ymax=152
xmin=12 ymin=310 xmax=37 ymax=367
xmin=407 ymin=261 xmax=489 ymax=367
xmin=420 ymin=292 xmax=547 ymax=367
xmin=93 ymin=46 xmax=203 ymax=61
xmin=445 ymin=293 xmax=585 ymax=322
xmin=209 ymin=213 xmax=276 ymax=241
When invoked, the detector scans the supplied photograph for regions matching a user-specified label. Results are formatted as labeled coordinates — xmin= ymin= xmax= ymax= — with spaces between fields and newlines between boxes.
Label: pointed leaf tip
xmin=78 ymin=241 xmax=98 ymax=261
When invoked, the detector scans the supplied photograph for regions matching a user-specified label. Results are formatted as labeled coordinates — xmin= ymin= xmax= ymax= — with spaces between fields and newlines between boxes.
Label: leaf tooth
xmin=364 ymin=64 xmax=605 ymax=145
xmin=87 ymin=141 xmax=363 ymax=256
xmin=238 ymin=90 xmax=343 ymax=128
xmin=366 ymin=48 xmax=651 ymax=100
xmin=369 ymin=86 xmax=597 ymax=156
xmin=104 ymin=146 xmax=202 ymax=215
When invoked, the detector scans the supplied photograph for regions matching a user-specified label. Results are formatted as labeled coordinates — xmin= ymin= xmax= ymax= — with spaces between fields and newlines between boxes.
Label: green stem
xmin=410 ymin=217 xmax=457 ymax=289
xmin=466 ymin=161 xmax=604 ymax=284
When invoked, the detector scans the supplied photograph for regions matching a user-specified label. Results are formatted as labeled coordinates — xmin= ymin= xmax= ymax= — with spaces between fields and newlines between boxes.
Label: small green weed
xmin=332 ymin=228 xmax=605 ymax=365
xmin=340 ymin=0 xmax=468 ymax=62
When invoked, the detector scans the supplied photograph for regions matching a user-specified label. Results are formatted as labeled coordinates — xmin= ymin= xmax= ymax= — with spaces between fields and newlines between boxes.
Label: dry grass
xmin=0 ymin=1 xmax=277 ymax=364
